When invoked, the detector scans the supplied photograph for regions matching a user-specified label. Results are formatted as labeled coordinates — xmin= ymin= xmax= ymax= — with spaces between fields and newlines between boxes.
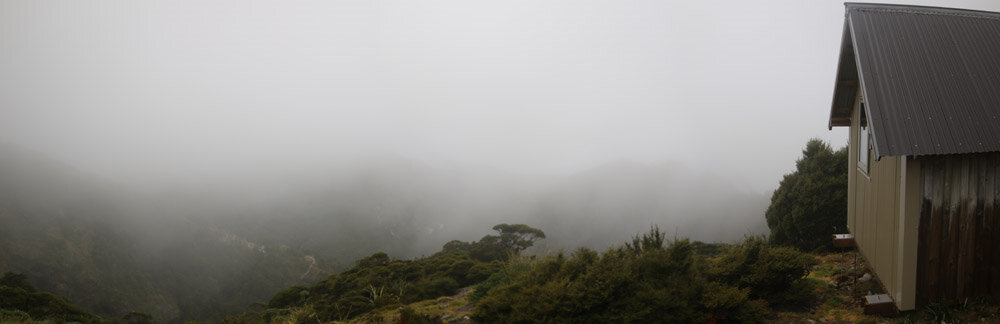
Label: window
xmin=858 ymin=103 xmax=870 ymax=174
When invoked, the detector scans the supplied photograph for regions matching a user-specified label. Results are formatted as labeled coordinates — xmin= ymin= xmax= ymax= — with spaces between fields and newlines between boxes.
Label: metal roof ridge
xmin=845 ymin=2 xmax=1000 ymax=20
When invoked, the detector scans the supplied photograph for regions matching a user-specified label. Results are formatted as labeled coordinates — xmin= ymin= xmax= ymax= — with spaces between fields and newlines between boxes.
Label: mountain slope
xmin=0 ymin=144 xmax=330 ymax=322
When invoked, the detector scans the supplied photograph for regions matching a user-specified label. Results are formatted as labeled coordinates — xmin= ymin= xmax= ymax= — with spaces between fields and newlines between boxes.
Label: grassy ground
xmin=769 ymin=252 xmax=1000 ymax=324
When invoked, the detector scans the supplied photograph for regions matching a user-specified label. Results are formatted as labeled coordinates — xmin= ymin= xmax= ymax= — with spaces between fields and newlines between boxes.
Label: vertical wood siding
xmin=917 ymin=152 xmax=1000 ymax=305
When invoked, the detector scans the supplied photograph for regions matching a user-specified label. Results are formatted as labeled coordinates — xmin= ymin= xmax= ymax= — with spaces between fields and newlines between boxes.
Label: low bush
xmin=230 ymin=226 xmax=820 ymax=324
xmin=471 ymin=230 xmax=789 ymax=324
xmin=710 ymin=236 xmax=818 ymax=307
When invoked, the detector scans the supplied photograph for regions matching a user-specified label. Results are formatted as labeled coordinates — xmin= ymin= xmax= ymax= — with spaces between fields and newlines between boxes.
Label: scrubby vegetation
xmin=224 ymin=224 xmax=542 ymax=323
xmin=471 ymin=228 xmax=816 ymax=324
xmin=228 ymin=225 xmax=820 ymax=323
xmin=0 ymin=272 xmax=103 ymax=324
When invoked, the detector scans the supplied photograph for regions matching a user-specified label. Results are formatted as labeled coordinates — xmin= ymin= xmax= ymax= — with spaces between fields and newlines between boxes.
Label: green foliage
xmin=924 ymin=301 xmax=958 ymax=324
xmin=469 ymin=258 xmax=534 ymax=303
xmin=491 ymin=223 xmax=546 ymax=255
xmin=690 ymin=241 xmax=727 ymax=257
xmin=766 ymin=138 xmax=848 ymax=252
xmin=625 ymin=225 xmax=665 ymax=255
xmin=0 ymin=273 xmax=102 ymax=324
xmin=305 ymin=248 xmax=496 ymax=321
xmin=0 ymin=272 xmax=35 ymax=293
xmin=446 ymin=224 xmax=547 ymax=262
xmin=266 ymin=285 xmax=309 ymax=309
xmin=471 ymin=228 xmax=776 ymax=324
xmin=257 ymin=308 xmax=289 ymax=323
xmin=230 ymin=225 xmax=515 ymax=323
xmin=710 ymin=236 xmax=818 ymax=306
xmin=0 ymin=308 xmax=31 ymax=322
xmin=232 ymin=225 xmax=822 ymax=324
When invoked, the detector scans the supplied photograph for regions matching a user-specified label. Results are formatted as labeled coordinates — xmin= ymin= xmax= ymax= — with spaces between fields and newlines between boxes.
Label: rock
xmin=859 ymin=273 xmax=872 ymax=282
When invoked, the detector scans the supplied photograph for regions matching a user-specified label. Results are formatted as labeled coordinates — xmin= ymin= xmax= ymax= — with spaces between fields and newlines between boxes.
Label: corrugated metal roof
xmin=829 ymin=3 xmax=1000 ymax=157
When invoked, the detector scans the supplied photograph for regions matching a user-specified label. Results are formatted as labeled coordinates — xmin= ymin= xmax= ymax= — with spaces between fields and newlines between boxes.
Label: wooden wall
xmin=917 ymin=152 xmax=1000 ymax=305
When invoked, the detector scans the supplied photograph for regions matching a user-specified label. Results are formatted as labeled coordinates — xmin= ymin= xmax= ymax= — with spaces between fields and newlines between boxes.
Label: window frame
xmin=858 ymin=103 xmax=870 ymax=175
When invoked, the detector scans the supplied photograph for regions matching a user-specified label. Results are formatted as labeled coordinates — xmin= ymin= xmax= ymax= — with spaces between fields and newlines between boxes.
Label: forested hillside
xmin=0 ymin=145 xmax=331 ymax=322
xmin=0 ymin=142 xmax=770 ymax=323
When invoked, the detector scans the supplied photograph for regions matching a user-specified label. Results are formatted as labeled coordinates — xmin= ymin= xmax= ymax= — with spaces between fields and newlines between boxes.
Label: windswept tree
xmin=766 ymin=139 xmax=848 ymax=251
xmin=491 ymin=223 xmax=546 ymax=255
xmin=459 ymin=224 xmax=547 ymax=261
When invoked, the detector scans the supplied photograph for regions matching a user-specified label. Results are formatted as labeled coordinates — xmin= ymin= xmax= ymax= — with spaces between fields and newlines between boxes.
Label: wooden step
xmin=833 ymin=234 xmax=855 ymax=248
xmin=863 ymin=294 xmax=896 ymax=314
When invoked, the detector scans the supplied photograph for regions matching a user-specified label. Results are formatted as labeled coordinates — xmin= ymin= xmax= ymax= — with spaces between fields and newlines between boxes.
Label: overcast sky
xmin=3 ymin=0 xmax=999 ymax=192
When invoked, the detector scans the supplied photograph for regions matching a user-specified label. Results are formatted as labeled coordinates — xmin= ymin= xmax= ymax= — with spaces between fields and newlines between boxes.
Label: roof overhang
xmin=828 ymin=22 xmax=859 ymax=130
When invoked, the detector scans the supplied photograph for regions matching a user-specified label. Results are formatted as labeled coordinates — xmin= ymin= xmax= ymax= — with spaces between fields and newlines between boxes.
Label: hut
xmin=828 ymin=3 xmax=1000 ymax=310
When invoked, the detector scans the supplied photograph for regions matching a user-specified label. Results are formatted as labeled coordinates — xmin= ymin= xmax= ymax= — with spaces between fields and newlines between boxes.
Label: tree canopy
xmin=491 ymin=223 xmax=546 ymax=255
xmin=765 ymin=139 xmax=848 ymax=251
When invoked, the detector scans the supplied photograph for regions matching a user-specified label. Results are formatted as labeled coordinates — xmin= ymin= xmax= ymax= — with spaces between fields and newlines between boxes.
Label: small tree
xmin=491 ymin=223 xmax=546 ymax=255
xmin=766 ymin=139 xmax=848 ymax=251
xmin=467 ymin=224 xmax=546 ymax=261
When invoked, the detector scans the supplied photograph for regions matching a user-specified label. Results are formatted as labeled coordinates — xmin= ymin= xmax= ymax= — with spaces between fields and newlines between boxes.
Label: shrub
xmin=298 ymin=226 xmax=521 ymax=323
xmin=0 ymin=272 xmax=35 ymax=292
xmin=0 ymin=285 xmax=101 ymax=324
xmin=711 ymin=236 xmax=818 ymax=307
xmin=472 ymin=229 xmax=771 ymax=324
xmin=267 ymin=285 xmax=309 ymax=309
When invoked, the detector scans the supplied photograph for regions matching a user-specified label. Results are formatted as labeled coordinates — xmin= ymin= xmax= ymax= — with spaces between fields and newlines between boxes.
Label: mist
xmin=5 ymin=0 xmax=1000 ymax=322
xmin=0 ymin=0 xmax=868 ymax=193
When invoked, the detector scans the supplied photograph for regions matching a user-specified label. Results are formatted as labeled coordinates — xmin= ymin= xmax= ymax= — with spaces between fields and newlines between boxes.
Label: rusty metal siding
xmin=917 ymin=152 xmax=1000 ymax=305
xmin=845 ymin=3 xmax=1000 ymax=158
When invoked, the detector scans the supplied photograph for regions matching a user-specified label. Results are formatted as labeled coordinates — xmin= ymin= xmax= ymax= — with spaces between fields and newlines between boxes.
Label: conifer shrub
xmin=766 ymin=139 xmax=848 ymax=252
xmin=710 ymin=236 xmax=818 ymax=307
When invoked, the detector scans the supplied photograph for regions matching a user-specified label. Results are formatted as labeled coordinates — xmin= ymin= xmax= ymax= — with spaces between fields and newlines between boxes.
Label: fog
xmin=5 ymin=0 xmax=1000 ymax=265
xmin=3 ymin=1 xmax=1000 ymax=320
xmin=5 ymin=0 xmax=1000 ymax=192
